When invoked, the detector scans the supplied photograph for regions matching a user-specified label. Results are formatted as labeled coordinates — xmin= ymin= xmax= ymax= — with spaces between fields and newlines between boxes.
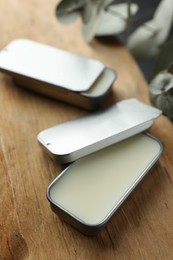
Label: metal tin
xmin=47 ymin=133 xmax=163 ymax=236
xmin=13 ymin=66 xmax=116 ymax=110
xmin=37 ymin=99 xmax=162 ymax=163
xmin=0 ymin=39 xmax=116 ymax=110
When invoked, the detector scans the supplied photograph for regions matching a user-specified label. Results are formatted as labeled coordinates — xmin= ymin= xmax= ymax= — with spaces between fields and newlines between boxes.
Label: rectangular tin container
xmin=47 ymin=133 xmax=163 ymax=236
xmin=0 ymin=39 xmax=116 ymax=110
xmin=13 ymin=66 xmax=116 ymax=110
xmin=37 ymin=99 xmax=162 ymax=163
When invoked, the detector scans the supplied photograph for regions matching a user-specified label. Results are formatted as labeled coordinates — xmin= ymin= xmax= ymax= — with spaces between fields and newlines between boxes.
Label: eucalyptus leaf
xmin=167 ymin=88 xmax=173 ymax=103
xmin=154 ymin=41 xmax=173 ymax=75
xmin=82 ymin=3 xmax=100 ymax=42
xmin=96 ymin=3 xmax=138 ymax=36
xmin=56 ymin=0 xmax=85 ymax=24
xmin=81 ymin=1 xmax=92 ymax=23
xmin=82 ymin=0 xmax=113 ymax=23
xmin=103 ymin=0 xmax=115 ymax=7
xmin=149 ymin=71 xmax=173 ymax=119
xmin=168 ymin=63 xmax=173 ymax=75
xmin=155 ymin=94 xmax=173 ymax=119
xmin=127 ymin=0 xmax=173 ymax=60
xmin=152 ymin=0 xmax=173 ymax=44
xmin=127 ymin=21 xmax=159 ymax=60
xmin=150 ymin=71 xmax=173 ymax=95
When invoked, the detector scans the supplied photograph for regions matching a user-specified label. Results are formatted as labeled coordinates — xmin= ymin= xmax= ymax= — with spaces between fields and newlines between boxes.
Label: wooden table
xmin=1 ymin=1 xmax=173 ymax=259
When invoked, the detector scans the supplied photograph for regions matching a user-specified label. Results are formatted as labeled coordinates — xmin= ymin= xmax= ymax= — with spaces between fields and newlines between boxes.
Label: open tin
xmin=37 ymin=99 xmax=162 ymax=163
xmin=47 ymin=133 xmax=163 ymax=236
xmin=41 ymin=99 xmax=163 ymax=235
xmin=0 ymin=39 xmax=116 ymax=110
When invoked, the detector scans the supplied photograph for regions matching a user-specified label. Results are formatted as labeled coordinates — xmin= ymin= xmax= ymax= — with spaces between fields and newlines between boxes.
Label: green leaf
xmin=151 ymin=71 xmax=173 ymax=92
xmin=149 ymin=71 xmax=173 ymax=119
xmin=152 ymin=0 xmax=173 ymax=44
xmin=167 ymin=87 xmax=173 ymax=103
xmin=56 ymin=0 xmax=84 ymax=24
xmin=95 ymin=3 xmax=138 ymax=36
xmin=81 ymin=1 xmax=92 ymax=23
xmin=154 ymin=41 xmax=173 ymax=75
xmin=82 ymin=3 xmax=100 ymax=42
xmin=127 ymin=0 xmax=173 ymax=60
xmin=127 ymin=21 xmax=159 ymax=60
xmin=103 ymin=0 xmax=115 ymax=7
xmin=155 ymin=94 xmax=173 ymax=119
xmin=168 ymin=63 xmax=173 ymax=75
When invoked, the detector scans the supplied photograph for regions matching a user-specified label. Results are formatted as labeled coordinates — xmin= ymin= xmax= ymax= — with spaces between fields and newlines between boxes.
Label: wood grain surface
xmin=0 ymin=0 xmax=173 ymax=259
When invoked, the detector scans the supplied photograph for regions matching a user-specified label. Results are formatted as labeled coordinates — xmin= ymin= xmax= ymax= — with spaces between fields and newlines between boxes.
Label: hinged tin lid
xmin=0 ymin=39 xmax=104 ymax=92
xmin=37 ymin=99 xmax=162 ymax=163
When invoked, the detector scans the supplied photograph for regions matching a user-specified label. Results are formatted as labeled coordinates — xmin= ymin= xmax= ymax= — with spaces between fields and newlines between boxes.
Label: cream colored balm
xmin=47 ymin=134 xmax=162 ymax=235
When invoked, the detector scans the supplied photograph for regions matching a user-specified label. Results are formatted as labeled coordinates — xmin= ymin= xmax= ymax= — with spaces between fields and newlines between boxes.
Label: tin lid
xmin=37 ymin=99 xmax=162 ymax=163
xmin=0 ymin=39 xmax=104 ymax=92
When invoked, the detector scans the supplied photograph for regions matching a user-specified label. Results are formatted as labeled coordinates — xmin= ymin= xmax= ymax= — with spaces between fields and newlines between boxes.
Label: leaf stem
xmin=126 ymin=0 xmax=132 ymax=35
xmin=106 ymin=5 xmax=157 ymax=35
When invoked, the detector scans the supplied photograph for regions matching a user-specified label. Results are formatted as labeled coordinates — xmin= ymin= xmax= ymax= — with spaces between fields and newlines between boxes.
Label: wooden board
xmin=0 ymin=0 xmax=173 ymax=259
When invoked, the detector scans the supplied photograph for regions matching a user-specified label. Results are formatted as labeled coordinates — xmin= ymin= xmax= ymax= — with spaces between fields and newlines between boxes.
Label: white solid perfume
xmin=47 ymin=133 xmax=162 ymax=235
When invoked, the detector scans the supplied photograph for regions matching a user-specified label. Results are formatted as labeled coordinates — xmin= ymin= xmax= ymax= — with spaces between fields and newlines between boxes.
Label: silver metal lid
xmin=0 ymin=39 xmax=104 ymax=92
xmin=37 ymin=99 xmax=162 ymax=163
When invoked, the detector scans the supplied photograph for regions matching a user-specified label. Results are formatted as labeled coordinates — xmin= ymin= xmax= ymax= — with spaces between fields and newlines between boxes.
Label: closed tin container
xmin=0 ymin=39 xmax=116 ymax=110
